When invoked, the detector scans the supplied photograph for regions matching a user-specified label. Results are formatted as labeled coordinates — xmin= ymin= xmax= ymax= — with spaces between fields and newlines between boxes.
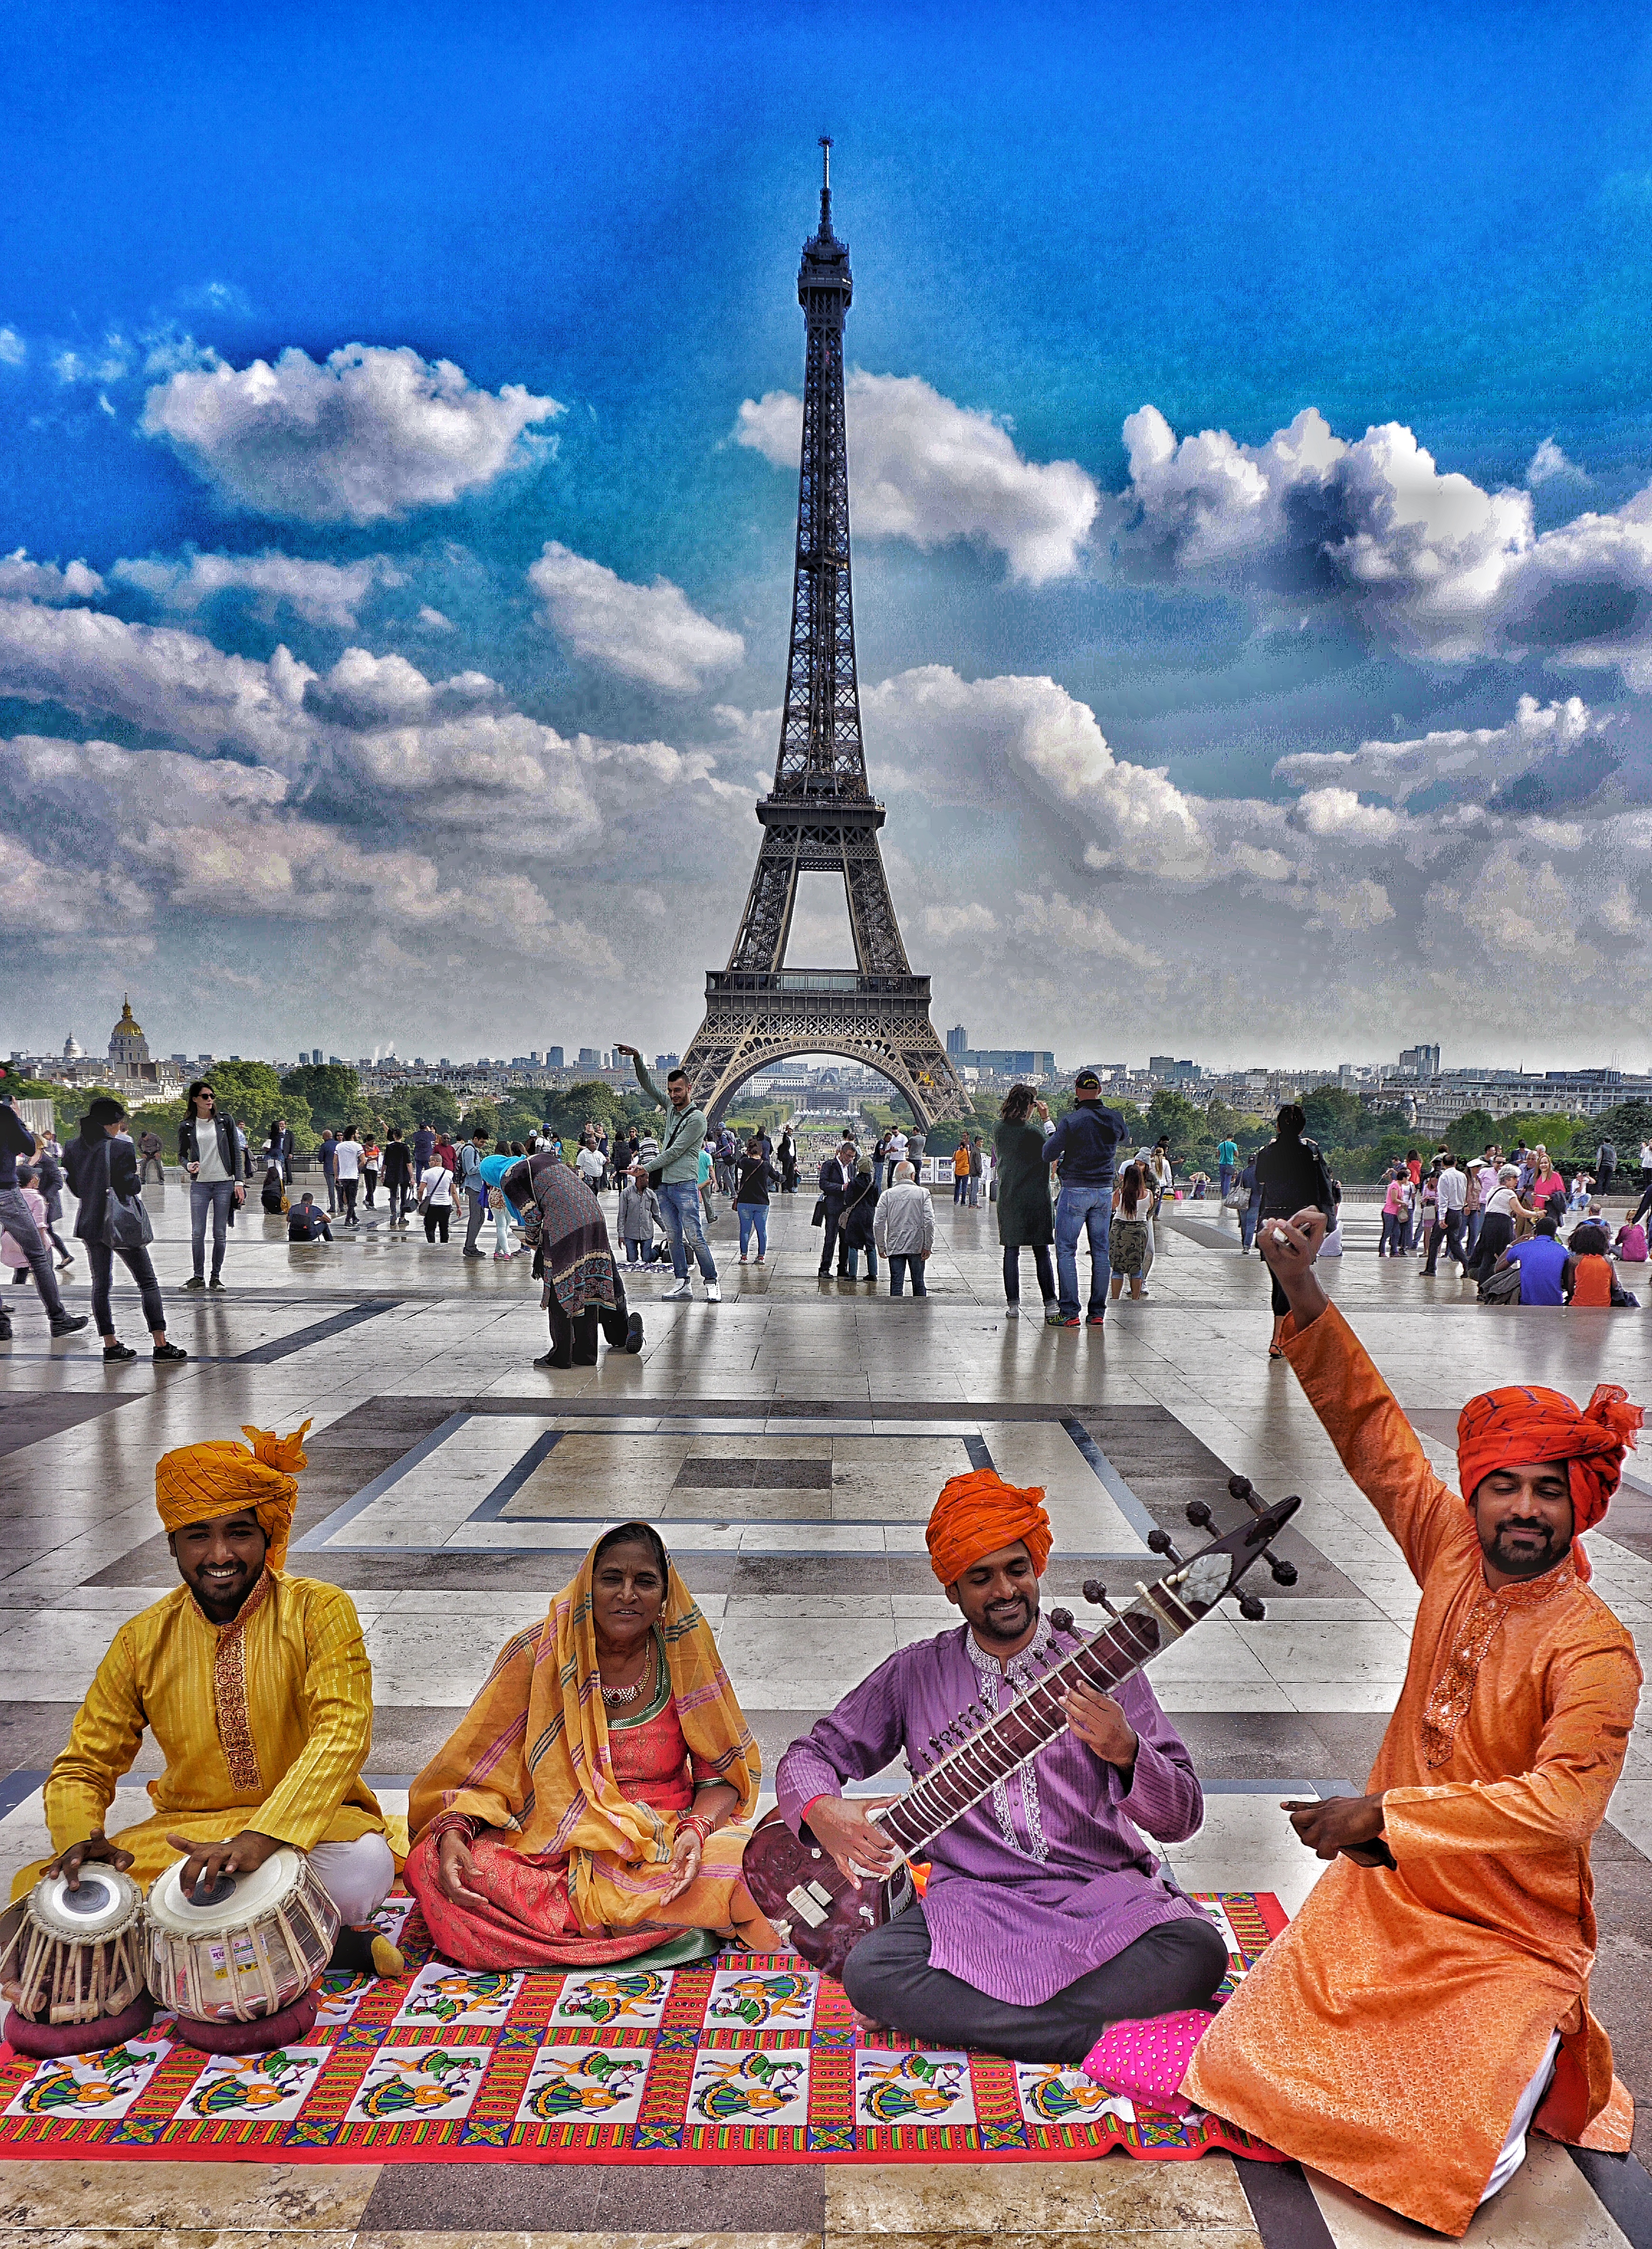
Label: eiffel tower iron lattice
xmin=679 ymin=143 xmax=971 ymax=1132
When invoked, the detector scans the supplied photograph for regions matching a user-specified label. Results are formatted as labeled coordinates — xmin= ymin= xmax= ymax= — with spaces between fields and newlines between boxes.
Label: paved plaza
xmin=1 ymin=1181 xmax=1648 ymax=2249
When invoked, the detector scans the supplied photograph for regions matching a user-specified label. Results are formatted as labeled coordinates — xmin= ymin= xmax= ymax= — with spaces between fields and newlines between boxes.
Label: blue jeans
xmin=847 ymin=1241 xmax=878 ymax=1279
xmin=191 ymin=1179 xmax=237 ymax=1280
xmin=1054 ymin=1183 xmax=1111 ymax=1319
xmin=737 ymin=1203 xmax=769 ymax=1258
xmin=1218 ymin=1165 xmax=1234 ymax=1199
xmin=659 ymin=1179 xmax=716 ymax=1282
xmin=888 ymin=1253 xmax=925 ymax=1296
xmin=1239 ymin=1199 xmax=1259 ymax=1250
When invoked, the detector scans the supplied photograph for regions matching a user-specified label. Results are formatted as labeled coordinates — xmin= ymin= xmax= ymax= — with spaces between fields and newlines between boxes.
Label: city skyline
xmin=7 ymin=7 xmax=1652 ymax=1073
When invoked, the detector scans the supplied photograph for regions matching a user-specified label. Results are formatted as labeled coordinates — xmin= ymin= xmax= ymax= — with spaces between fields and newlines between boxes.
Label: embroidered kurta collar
xmin=1421 ymin=1552 xmax=1578 ymax=1768
xmin=965 ymin=1614 xmax=1056 ymax=1862
xmin=196 ymin=1568 xmax=273 ymax=1792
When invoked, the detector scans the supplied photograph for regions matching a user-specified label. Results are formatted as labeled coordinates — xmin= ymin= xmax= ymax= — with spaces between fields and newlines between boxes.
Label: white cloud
xmin=921 ymin=900 xmax=999 ymax=941
xmin=0 ymin=551 xmax=104 ymax=604
xmin=1273 ymin=694 xmax=1598 ymax=802
xmin=300 ymin=646 xmax=501 ymax=730
xmin=528 ymin=541 xmax=744 ymax=691
xmin=53 ymin=336 xmax=131 ymax=387
xmin=415 ymin=604 xmax=454 ymax=630
xmin=0 ymin=328 xmax=25 ymax=367
xmin=736 ymin=371 xmax=1098 ymax=583
xmin=142 ymin=343 xmax=562 ymax=522
xmin=1019 ymin=890 xmax=1158 ymax=968
xmin=1528 ymin=438 xmax=1588 ymax=486
xmin=1115 ymin=402 xmax=1652 ymax=674
xmin=112 ymin=549 xmax=401 ymax=629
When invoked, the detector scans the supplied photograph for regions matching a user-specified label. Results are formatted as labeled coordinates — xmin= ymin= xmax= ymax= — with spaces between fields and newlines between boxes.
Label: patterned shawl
xmin=512 ymin=1149 xmax=617 ymax=1316
xmin=407 ymin=1543 xmax=760 ymax=1926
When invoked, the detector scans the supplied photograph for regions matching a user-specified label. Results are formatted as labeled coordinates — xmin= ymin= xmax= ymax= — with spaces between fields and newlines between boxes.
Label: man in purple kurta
xmin=774 ymin=1469 xmax=1226 ymax=2060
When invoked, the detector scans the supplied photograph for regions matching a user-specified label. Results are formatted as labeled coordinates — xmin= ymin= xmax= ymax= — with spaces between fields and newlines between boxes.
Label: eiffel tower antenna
xmin=678 ymin=149 xmax=970 ymax=1131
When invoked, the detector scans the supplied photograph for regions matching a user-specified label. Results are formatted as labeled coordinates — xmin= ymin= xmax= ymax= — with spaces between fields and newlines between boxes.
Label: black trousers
xmin=86 ymin=1241 xmax=167 ymax=1338
xmin=544 ymin=1275 xmax=634 ymax=1367
xmin=840 ymin=1899 xmax=1228 ymax=2065
xmin=818 ymin=1203 xmax=845 ymax=1272
xmin=340 ymin=1177 xmax=359 ymax=1222
xmin=1003 ymin=1244 xmax=1055 ymax=1304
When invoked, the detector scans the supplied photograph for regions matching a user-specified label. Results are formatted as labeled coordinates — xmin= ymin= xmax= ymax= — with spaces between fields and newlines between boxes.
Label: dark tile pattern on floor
xmin=676 ymin=1455 xmax=834 ymax=1487
xmin=358 ymin=2156 xmax=827 ymax=2233
xmin=0 ymin=1390 xmax=144 ymax=1457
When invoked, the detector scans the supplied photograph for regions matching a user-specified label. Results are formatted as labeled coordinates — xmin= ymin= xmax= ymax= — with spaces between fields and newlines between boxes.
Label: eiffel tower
xmin=679 ymin=143 xmax=970 ymax=1131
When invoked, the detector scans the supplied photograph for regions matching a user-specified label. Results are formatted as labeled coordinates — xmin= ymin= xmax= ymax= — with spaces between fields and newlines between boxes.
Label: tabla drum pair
xmin=146 ymin=1847 xmax=339 ymax=2050
xmin=0 ymin=1864 xmax=153 ymax=2057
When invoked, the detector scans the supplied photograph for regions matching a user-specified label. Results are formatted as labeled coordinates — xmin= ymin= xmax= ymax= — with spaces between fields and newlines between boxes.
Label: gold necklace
xmin=600 ymin=1634 xmax=655 ymax=1707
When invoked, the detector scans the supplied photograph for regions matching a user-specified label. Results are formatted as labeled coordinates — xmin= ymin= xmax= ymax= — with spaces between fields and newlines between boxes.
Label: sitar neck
xmin=871 ymin=1580 xmax=1199 ymax=1862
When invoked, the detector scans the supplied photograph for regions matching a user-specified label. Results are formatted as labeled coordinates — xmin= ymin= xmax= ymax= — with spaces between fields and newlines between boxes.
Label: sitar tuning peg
xmin=1227 ymin=1474 xmax=1253 ymax=1502
xmin=1047 ymin=1607 xmax=1074 ymax=1633
xmin=1268 ymin=1557 xmax=1298 ymax=1586
xmin=1146 ymin=1528 xmax=1184 ymax=1564
xmin=1184 ymin=1500 xmax=1213 ymax=1529
xmin=1237 ymin=1593 xmax=1266 ymax=1621
xmin=1083 ymin=1579 xmax=1123 ymax=1618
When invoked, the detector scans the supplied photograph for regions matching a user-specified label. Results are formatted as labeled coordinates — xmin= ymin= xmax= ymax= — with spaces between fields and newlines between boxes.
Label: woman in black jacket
xmin=840 ymin=1158 xmax=881 ymax=1283
xmin=67 ymin=1099 xmax=186 ymax=1363
xmin=734 ymin=1138 xmax=780 ymax=1265
xmin=1252 ymin=1105 xmax=1335 ymax=1359
xmin=176 ymin=1079 xmax=245 ymax=1290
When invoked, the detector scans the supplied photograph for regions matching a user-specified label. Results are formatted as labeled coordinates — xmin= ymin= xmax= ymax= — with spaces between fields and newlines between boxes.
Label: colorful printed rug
xmin=0 ymin=1890 xmax=1287 ymax=2166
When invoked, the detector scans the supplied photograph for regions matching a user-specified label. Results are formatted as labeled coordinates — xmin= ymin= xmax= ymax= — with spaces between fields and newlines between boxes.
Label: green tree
xmin=279 ymin=1062 xmax=363 ymax=1128
xmin=551 ymin=1081 xmax=637 ymax=1142
xmin=1300 ymin=1084 xmax=1364 ymax=1146
xmin=1587 ymin=1099 xmax=1652 ymax=1154
xmin=1145 ymin=1088 xmax=1205 ymax=1164
xmin=1445 ymin=1109 xmax=1498 ymax=1155
xmin=374 ymin=1082 xmax=462 ymax=1136
xmin=462 ymin=1099 xmax=501 ymax=1143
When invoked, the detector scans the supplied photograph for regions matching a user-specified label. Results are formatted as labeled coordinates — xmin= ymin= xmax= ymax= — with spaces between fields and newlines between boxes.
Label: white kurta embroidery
xmin=966 ymin=1616 xmax=1061 ymax=1865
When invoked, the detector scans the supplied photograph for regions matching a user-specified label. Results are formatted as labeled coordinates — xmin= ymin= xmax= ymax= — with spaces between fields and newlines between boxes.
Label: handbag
xmin=100 ymin=1142 xmax=154 ymax=1250
xmin=811 ymin=1197 xmax=827 ymax=1227
xmin=488 ymin=1186 xmax=506 ymax=1211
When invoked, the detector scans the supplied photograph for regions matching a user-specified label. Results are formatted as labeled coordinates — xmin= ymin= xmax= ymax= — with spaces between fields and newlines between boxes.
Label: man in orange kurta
xmin=1183 ymin=1207 xmax=1643 ymax=2237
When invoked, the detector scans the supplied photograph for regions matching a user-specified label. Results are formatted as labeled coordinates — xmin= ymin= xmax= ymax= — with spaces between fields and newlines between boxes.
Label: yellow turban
xmin=154 ymin=1421 xmax=312 ymax=1571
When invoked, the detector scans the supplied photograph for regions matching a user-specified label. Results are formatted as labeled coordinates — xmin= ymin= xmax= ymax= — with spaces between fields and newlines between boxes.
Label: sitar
xmin=744 ymin=1478 xmax=1301 ymax=1977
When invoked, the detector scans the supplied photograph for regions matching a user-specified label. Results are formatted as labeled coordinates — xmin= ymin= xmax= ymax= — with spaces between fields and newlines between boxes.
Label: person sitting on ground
xmin=873 ymin=1159 xmax=934 ymax=1297
xmin=287 ymin=1192 xmax=333 ymax=1243
xmin=775 ymin=1468 xmax=1225 ymax=2060
xmin=1563 ymin=1222 xmax=1635 ymax=1308
xmin=1184 ymin=1211 xmax=1641 ymax=2235
xmin=12 ymin=1424 xmax=399 ymax=1976
xmin=405 ymin=1522 xmax=779 ymax=1967
xmin=501 ymin=1143 xmax=642 ymax=1369
xmin=1495 ymin=1215 xmax=1568 ymax=1305
xmin=1613 ymin=1217 xmax=1648 ymax=1264
xmin=260 ymin=1162 xmax=287 ymax=1216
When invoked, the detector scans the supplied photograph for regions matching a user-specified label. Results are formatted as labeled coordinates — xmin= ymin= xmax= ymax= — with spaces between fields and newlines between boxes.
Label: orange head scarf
xmin=926 ymin=1467 xmax=1053 ymax=1587
xmin=1456 ymin=1384 xmax=1641 ymax=1546
xmin=155 ymin=1421 xmax=312 ymax=1572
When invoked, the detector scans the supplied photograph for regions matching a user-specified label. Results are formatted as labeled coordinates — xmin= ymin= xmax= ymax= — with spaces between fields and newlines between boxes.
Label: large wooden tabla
xmin=0 ymin=1865 xmax=147 ymax=2025
xmin=146 ymin=1849 xmax=338 ymax=2023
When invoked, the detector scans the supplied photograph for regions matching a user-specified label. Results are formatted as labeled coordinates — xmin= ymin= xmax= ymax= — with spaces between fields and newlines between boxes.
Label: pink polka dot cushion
xmin=1080 ymin=2007 xmax=1216 ymax=2117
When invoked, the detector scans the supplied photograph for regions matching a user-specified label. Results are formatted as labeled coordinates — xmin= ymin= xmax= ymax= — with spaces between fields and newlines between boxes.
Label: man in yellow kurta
xmin=1183 ymin=1209 xmax=1643 ymax=2237
xmin=13 ymin=1423 xmax=396 ymax=1944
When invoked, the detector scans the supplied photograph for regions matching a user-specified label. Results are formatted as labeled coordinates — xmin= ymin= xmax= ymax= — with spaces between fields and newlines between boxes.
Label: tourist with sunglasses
xmin=178 ymin=1079 xmax=245 ymax=1292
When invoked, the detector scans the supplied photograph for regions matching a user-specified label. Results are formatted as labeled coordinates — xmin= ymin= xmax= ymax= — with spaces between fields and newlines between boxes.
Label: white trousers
xmin=1481 ymin=2031 xmax=1561 ymax=2204
xmin=307 ymin=1833 xmax=396 ymax=1926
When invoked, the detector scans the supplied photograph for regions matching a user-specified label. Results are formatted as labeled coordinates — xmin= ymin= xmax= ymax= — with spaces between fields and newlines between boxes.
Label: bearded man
xmin=1183 ymin=1209 xmax=1642 ymax=2236
xmin=774 ymin=1469 xmax=1227 ymax=2060
xmin=13 ymin=1423 xmax=398 ymax=1967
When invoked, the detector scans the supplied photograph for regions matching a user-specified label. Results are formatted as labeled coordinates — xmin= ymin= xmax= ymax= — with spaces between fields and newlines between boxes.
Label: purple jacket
xmin=775 ymin=1616 xmax=1207 ymax=2006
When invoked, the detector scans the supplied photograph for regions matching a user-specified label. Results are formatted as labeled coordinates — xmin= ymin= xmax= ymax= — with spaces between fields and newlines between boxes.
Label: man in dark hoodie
xmin=1040 ymin=1069 xmax=1129 ymax=1330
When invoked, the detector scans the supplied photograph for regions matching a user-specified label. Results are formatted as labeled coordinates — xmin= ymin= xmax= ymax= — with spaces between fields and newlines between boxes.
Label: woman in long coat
xmin=993 ymin=1085 xmax=1057 ymax=1320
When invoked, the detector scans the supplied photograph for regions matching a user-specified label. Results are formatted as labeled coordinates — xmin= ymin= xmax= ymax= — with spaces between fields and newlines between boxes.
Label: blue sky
xmin=6 ymin=1 xmax=1652 ymax=1070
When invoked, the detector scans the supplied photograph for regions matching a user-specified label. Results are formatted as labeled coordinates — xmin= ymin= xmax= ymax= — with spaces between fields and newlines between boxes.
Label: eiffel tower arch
xmin=680 ymin=143 xmax=971 ymax=1134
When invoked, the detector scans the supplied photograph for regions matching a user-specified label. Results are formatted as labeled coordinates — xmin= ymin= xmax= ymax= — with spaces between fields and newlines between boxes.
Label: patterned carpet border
xmin=0 ymin=1891 xmax=1288 ymax=2166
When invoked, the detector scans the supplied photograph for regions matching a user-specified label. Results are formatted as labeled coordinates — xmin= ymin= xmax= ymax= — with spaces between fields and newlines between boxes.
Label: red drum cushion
xmin=3 ymin=1988 xmax=155 ymax=2059
xmin=169 ymin=1982 xmax=320 ymax=2054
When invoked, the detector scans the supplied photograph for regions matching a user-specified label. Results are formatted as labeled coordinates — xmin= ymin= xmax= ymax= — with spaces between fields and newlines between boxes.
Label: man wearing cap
xmin=1041 ymin=1070 xmax=1130 ymax=1329
xmin=775 ymin=1470 xmax=1226 ymax=2059
xmin=1183 ymin=1211 xmax=1643 ymax=2236
xmin=13 ymin=1423 xmax=396 ymax=1939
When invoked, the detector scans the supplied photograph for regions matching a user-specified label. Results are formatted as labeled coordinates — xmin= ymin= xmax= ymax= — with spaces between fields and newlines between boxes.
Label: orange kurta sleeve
xmin=408 ymin=1623 xmax=540 ymax=1841
xmin=1282 ymin=1301 xmax=1460 ymax=1585
xmin=1384 ymin=1641 xmax=1642 ymax=1859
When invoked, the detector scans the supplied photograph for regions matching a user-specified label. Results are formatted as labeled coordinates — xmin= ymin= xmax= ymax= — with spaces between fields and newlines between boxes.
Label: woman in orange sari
xmin=405 ymin=1522 xmax=779 ymax=1967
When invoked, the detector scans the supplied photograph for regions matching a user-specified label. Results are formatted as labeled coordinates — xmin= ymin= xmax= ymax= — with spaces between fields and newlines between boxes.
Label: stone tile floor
xmin=1 ymin=1183 xmax=1649 ymax=2247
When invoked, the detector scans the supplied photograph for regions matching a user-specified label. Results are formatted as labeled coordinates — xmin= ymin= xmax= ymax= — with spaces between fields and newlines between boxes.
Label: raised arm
xmin=1262 ymin=1212 xmax=1461 ymax=1583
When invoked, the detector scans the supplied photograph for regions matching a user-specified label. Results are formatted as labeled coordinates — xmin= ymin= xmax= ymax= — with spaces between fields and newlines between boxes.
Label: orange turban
xmin=1457 ymin=1384 xmax=1641 ymax=1548
xmin=154 ymin=1421 xmax=312 ymax=1572
xmin=926 ymin=1467 xmax=1052 ymax=1587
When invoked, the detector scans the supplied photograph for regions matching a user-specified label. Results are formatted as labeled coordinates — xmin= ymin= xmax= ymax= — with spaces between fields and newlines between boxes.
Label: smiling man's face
xmin=1471 ymin=1463 xmax=1574 ymax=1585
xmin=169 ymin=1510 xmax=269 ymax=1622
xmin=946 ymin=1540 xmax=1041 ymax=1656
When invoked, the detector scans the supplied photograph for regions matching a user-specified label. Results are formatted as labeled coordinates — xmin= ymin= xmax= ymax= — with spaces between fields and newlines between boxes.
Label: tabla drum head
xmin=29 ymin=1865 xmax=144 ymax=1944
xmin=147 ymin=1846 xmax=302 ymax=1935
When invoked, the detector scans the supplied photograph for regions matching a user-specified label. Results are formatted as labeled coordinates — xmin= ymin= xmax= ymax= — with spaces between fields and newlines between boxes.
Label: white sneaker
xmin=1005 ymin=1304 xmax=1019 ymax=1318
xmin=703 ymin=1281 xmax=722 ymax=1301
xmin=663 ymin=1279 xmax=691 ymax=1300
